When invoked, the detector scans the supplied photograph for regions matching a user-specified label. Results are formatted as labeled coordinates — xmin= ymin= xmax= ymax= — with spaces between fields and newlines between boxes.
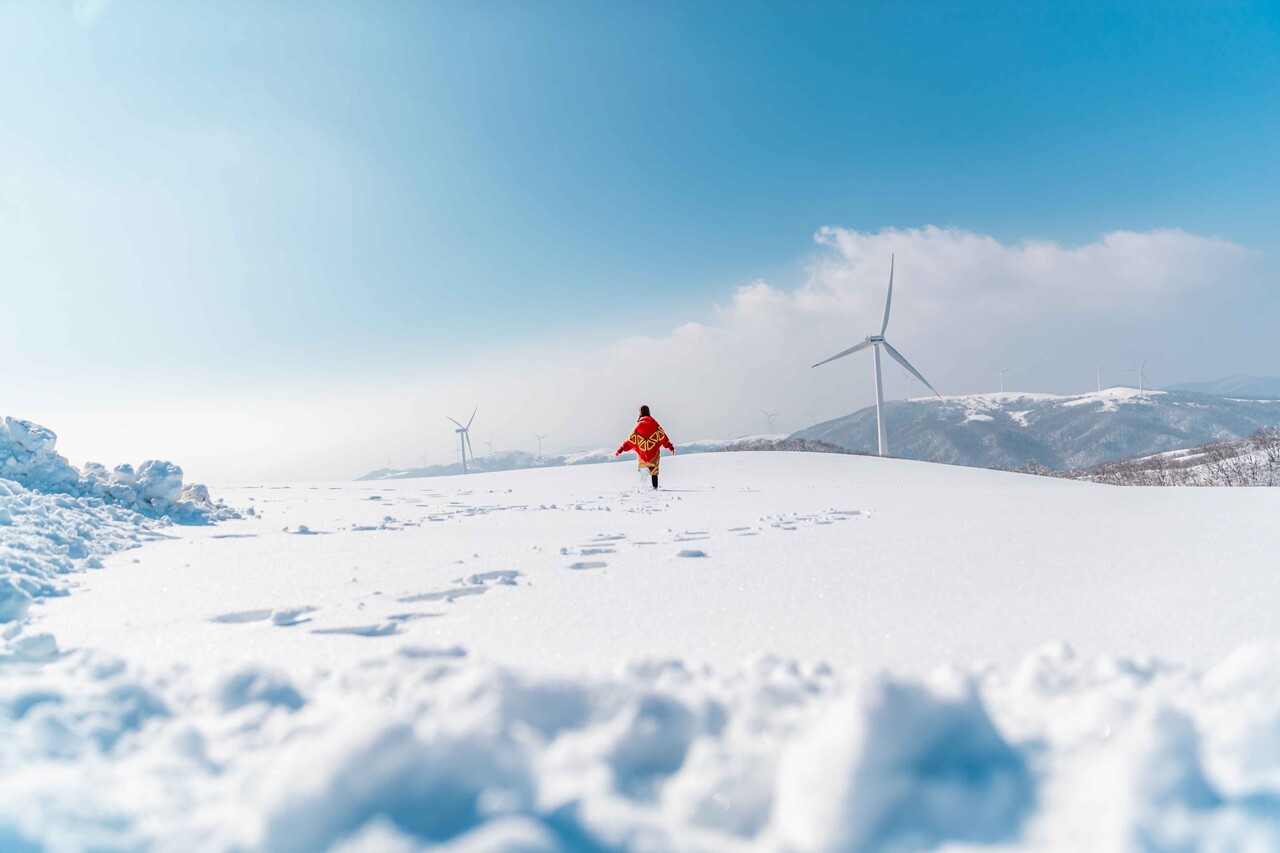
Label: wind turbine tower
xmin=812 ymin=254 xmax=941 ymax=457
xmin=762 ymin=410 xmax=779 ymax=433
xmin=534 ymin=433 xmax=547 ymax=457
xmin=484 ymin=440 xmax=495 ymax=455
xmin=1094 ymin=363 xmax=1108 ymax=393
xmin=447 ymin=408 xmax=477 ymax=474
xmin=993 ymin=368 xmax=1009 ymax=393
xmin=1126 ymin=358 xmax=1151 ymax=396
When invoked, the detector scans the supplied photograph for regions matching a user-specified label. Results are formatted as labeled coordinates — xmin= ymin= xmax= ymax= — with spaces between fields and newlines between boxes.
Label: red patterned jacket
xmin=615 ymin=416 xmax=675 ymax=464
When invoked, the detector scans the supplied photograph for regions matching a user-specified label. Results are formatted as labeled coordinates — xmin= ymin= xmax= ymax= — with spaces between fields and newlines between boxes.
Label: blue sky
xmin=2 ymin=2 xmax=1278 ymax=479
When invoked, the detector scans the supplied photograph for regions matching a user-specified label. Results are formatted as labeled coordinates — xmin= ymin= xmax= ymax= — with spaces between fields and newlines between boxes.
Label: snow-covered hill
xmin=1061 ymin=426 xmax=1280 ymax=486
xmin=793 ymin=387 xmax=1280 ymax=470
xmin=1164 ymin=374 xmax=1280 ymax=399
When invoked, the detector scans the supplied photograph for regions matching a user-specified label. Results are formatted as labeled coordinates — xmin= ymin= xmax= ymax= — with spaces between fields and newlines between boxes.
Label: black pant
xmin=651 ymin=474 xmax=659 ymax=489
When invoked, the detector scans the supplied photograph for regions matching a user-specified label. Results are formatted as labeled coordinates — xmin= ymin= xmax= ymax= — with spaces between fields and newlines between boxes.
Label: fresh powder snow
xmin=6 ymin=416 xmax=1280 ymax=849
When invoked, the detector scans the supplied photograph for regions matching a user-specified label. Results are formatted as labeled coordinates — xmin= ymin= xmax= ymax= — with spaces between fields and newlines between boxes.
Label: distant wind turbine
xmin=484 ymin=439 xmax=495 ymax=455
xmin=534 ymin=433 xmax=547 ymax=456
xmin=762 ymin=410 xmax=779 ymax=433
xmin=1094 ymin=363 xmax=1108 ymax=393
xmin=812 ymin=254 xmax=941 ymax=456
xmin=806 ymin=407 xmax=820 ymax=424
xmin=1126 ymin=357 xmax=1151 ymax=396
xmin=419 ymin=454 xmax=429 ymax=469
xmin=447 ymin=407 xmax=477 ymax=474
xmin=993 ymin=367 xmax=1009 ymax=393
xmin=903 ymin=372 xmax=918 ymax=400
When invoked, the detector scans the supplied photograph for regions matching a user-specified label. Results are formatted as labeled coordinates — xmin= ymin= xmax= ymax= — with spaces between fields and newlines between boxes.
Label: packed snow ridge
xmin=0 ymin=415 xmax=234 ymax=629
xmin=0 ymin=416 xmax=231 ymax=519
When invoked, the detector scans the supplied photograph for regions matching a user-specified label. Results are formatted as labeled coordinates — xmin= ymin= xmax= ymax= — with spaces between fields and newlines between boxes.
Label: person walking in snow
xmin=615 ymin=405 xmax=675 ymax=489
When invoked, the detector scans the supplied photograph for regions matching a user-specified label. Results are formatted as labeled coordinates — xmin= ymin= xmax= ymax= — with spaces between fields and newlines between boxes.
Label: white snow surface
xmin=7 ymin=428 xmax=1280 ymax=849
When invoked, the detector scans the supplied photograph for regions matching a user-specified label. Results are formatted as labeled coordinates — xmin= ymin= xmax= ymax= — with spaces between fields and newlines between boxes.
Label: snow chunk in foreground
xmin=0 ymin=417 xmax=79 ymax=491
xmin=774 ymin=676 xmax=1032 ymax=852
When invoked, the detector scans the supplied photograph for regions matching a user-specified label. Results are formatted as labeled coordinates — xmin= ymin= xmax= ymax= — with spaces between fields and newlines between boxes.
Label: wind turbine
xmin=762 ymin=410 xmax=779 ymax=433
xmin=1126 ymin=358 xmax=1151 ymax=396
xmin=812 ymin=254 xmax=940 ymax=457
xmin=419 ymin=454 xmax=429 ymax=469
xmin=1094 ymin=363 xmax=1108 ymax=393
xmin=447 ymin=408 xmax=476 ymax=474
xmin=993 ymin=368 xmax=1009 ymax=393
xmin=484 ymin=440 xmax=495 ymax=455
xmin=806 ymin=407 xmax=820 ymax=425
xmin=534 ymin=433 xmax=547 ymax=457
xmin=904 ymin=372 xmax=918 ymax=400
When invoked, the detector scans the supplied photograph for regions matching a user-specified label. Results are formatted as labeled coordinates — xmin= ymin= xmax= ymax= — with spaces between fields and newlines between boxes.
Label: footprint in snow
xmin=677 ymin=549 xmax=708 ymax=558
xmin=464 ymin=569 xmax=520 ymax=585
xmin=271 ymin=606 xmax=319 ymax=626
xmin=399 ymin=645 xmax=467 ymax=659
xmin=562 ymin=545 xmax=616 ymax=556
xmin=399 ymin=570 xmax=524 ymax=603
xmin=210 ymin=609 xmax=273 ymax=624
xmin=211 ymin=606 xmax=320 ymax=626
xmin=387 ymin=612 xmax=441 ymax=623
xmin=399 ymin=587 xmax=488 ymax=603
xmin=311 ymin=623 xmax=399 ymax=637
xmin=568 ymin=561 xmax=608 ymax=570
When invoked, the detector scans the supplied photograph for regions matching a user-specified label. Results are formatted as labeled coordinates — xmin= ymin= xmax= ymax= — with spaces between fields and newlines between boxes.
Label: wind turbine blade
xmin=447 ymin=417 xmax=465 ymax=429
xmin=466 ymin=433 xmax=474 ymax=457
xmin=880 ymin=254 xmax=894 ymax=336
xmin=467 ymin=407 xmax=477 ymax=429
xmin=881 ymin=340 xmax=941 ymax=399
xmin=812 ymin=339 xmax=872 ymax=368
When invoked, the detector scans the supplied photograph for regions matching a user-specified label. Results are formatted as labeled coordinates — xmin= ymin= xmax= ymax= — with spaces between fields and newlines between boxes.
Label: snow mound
xmin=1 ymin=415 xmax=235 ymax=635
xmin=0 ymin=417 xmax=79 ymax=491
xmin=1 ymin=416 xmax=230 ymax=520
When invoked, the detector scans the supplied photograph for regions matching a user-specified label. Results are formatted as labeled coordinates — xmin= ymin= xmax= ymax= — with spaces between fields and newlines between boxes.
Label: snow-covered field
xmin=7 ymin=419 xmax=1280 ymax=850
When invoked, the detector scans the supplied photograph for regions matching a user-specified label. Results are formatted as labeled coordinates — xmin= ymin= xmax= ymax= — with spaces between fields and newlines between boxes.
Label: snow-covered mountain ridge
xmin=1056 ymin=426 xmax=1280 ymax=486
xmin=794 ymin=387 xmax=1280 ymax=470
xmin=1163 ymin=374 xmax=1280 ymax=399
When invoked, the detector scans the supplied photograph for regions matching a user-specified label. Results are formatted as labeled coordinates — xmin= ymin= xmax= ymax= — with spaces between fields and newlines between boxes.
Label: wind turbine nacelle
xmin=868 ymin=335 xmax=884 ymax=343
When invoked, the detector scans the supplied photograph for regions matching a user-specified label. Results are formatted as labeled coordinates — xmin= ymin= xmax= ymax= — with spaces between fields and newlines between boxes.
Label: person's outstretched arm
xmin=661 ymin=433 xmax=675 ymax=453
xmin=615 ymin=438 xmax=636 ymax=457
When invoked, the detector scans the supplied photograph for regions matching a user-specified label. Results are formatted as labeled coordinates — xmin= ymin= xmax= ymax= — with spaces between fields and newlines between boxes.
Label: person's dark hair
xmin=639 ymin=405 xmax=651 ymax=418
